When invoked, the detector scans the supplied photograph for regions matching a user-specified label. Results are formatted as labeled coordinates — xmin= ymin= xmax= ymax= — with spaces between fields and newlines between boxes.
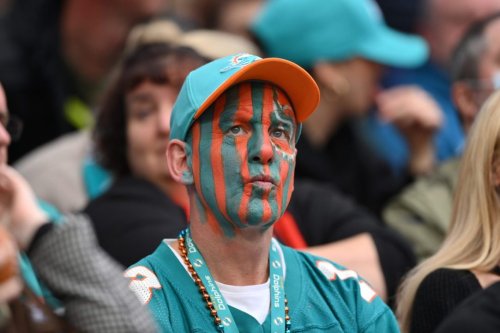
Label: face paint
xmin=187 ymin=82 xmax=297 ymax=237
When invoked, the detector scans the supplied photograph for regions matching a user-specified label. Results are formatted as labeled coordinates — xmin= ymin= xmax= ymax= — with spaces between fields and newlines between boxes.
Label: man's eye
xmin=229 ymin=126 xmax=243 ymax=135
xmin=271 ymin=128 xmax=288 ymax=139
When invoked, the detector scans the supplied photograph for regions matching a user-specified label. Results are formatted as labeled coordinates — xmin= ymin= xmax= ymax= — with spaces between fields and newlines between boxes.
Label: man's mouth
xmin=250 ymin=175 xmax=276 ymax=184
xmin=249 ymin=175 xmax=276 ymax=190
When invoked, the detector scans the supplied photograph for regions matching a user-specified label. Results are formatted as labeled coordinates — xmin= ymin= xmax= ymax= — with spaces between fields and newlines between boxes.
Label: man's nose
xmin=249 ymin=130 xmax=273 ymax=164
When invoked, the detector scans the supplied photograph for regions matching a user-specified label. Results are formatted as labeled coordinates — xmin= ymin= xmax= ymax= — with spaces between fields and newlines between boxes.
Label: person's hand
xmin=376 ymin=86 xmax=443 ymax=175
xmin=0 ymin=166 xmax=48 ymax=250
xmin=0 ymin=225 xmax=22 ymax=303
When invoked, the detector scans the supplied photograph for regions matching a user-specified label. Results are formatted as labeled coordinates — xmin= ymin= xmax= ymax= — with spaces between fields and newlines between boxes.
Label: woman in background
xmin=397 ymin=90 xmax=500 ymax=333
xmin=85 ymin=43 xmax=207 ymax=266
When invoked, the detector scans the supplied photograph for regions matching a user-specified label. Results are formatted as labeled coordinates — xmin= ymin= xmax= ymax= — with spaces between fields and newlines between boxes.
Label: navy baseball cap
xmin=251 ymin=0 xmax=429 ymax=68
xmin=170 ymin=53 xmax=320 ymax=142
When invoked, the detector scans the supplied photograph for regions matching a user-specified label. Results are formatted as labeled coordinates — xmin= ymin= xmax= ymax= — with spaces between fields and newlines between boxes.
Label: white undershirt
xmin=216 ymin=279 xmax=270 ymax=324
xmin=166 ymin=238 xmax=285 ymax=324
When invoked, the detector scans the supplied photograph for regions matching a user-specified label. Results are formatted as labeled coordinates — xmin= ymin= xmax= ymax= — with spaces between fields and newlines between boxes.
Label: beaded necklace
xmin=178 ymin=229 xmax=291 ymax=333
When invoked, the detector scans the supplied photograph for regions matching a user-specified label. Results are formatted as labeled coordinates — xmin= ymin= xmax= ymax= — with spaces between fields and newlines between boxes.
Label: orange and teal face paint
xmin=186 ymin=82 xmax=298 ymax=237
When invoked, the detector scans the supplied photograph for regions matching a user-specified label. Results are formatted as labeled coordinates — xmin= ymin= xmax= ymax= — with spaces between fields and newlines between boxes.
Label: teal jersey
xmin=126 ymin=240 xmax=400 ymax=333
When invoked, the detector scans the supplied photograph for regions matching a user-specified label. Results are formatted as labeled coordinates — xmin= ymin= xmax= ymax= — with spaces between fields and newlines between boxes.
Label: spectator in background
xmin=0 ymin=0 xmax=169 ymax=162
xmin=86 ymin=43 xmax=207 ymax=266
xmin=396 ymin=90 xmax=500 ymax=333
xmin=251 ymin=0 xmax=442 ymax=216
xmin=0 ymin=82 xmax=156 ymax=332
xmin=0 ymin=167 xmax=157 ymax=333
xmin=384 ymin=13 xmax=500 ymax=261
xmin=364 ymin=0 xmax=500 ymax=172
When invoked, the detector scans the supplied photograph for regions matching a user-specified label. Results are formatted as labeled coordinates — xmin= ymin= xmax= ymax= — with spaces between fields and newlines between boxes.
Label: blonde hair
xmin=396 ymin=90 xmax=500 ymax=332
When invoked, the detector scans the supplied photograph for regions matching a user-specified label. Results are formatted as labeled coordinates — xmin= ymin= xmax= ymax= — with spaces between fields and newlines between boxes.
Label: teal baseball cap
xmin=170 ymin=53 xmax=320 ymax=141
xmin=251 ymin=0 xmax=429 ymax=68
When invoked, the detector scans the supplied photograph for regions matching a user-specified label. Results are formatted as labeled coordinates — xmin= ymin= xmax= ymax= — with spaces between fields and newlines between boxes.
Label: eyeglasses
xmin=0 ymin=114 xmax=23 ymax=142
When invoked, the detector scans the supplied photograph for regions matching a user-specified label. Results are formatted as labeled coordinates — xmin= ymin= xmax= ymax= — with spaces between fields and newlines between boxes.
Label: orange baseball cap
xmin=170 ymin=53 xmax=320 ymax=141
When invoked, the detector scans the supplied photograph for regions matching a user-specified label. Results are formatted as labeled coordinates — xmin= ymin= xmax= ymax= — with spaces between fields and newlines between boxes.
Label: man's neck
xmin=184 ymin=221 xmax=273 ymax=286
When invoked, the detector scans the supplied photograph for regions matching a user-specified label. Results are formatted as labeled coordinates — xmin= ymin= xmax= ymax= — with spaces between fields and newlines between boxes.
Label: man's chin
xmin=242 ymin=207 xmax=278 ymax=227
xmin=232 ymin=222 xmax=275 ymax=235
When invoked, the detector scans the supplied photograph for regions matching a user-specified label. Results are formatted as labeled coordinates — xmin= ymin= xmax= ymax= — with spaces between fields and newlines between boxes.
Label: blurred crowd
xmin=1 ymin=0 xmax=500 ymax=332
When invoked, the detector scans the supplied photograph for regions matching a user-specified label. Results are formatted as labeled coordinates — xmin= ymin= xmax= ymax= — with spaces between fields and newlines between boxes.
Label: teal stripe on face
xmin=268 ymin=152 xmax=280 ymax=219
xmin=221 ymin=86 xmax=245 ymax=227
xmin=197 ymin=104 xmax=235 ymax=237
xmin=246 ymin=82 xmax=267 ymax=225
xmin=281 ymin=163 xmax=294 ymax=218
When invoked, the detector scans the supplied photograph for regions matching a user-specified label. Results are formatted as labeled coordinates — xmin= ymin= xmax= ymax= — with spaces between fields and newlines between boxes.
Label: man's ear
xmin=166 ymin=139 xmax=193 ymax=185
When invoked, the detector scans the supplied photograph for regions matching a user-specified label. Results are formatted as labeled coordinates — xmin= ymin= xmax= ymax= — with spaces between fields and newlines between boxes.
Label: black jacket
xmin=436 ymin=281 xmax=500 ymax=333
xmin=295 ymin=120 xmax=411 ymax=217
xmin=410 ymin=268 xmax=481 ymax=333
xmin=84 ymin=176 xmax=187 ymax=267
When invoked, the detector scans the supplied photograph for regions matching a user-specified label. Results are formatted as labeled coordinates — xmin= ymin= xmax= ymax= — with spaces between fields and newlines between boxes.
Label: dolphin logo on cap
xmin=220 ymin=53 xmax=260 ymax=73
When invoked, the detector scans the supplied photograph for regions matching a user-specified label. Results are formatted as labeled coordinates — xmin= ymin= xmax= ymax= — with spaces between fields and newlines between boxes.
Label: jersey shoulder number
xmin=316 ymin=260 xmax=377 ymax=303
xmin=124 ymin=266 xmax=162 ymax=305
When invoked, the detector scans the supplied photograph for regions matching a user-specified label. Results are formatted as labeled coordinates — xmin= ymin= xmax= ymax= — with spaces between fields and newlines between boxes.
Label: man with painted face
xmin=125 ymin=54 xmax=399 ymax=332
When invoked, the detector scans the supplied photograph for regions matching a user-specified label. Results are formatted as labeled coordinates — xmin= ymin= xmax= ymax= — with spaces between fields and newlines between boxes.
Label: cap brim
xmin=358 ymin=26 xmax=429 ymax=68
xmin=193 ymin=58 xmax=320 ymax=123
